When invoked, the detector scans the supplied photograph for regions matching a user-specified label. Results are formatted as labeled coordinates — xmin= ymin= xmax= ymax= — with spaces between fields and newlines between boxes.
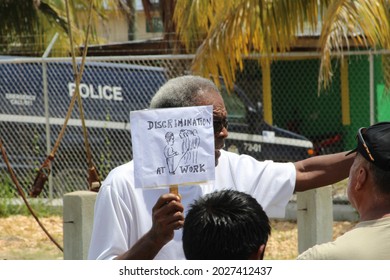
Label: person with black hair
xmin=298 ymin=122 xmax=390 ymax=260
xmin=183 ymin=189 xmax=271 ymax=260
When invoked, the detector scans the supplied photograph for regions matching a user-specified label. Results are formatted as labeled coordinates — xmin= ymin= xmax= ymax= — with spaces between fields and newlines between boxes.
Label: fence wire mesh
xmin=0 ymin=53 xmax=389 ymax=198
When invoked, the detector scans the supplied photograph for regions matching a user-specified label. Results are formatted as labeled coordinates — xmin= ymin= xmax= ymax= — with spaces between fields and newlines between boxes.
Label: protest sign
xmin=130 ymin=105 xmax=215 ymax=189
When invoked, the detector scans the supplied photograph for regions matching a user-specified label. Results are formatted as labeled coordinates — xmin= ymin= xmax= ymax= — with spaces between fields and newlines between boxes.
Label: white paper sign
xmin=130 ymin=105 xmax=215 ymax=189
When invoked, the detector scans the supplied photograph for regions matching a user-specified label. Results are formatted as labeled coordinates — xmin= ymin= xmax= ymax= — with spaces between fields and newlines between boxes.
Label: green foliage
xmin=0 ymin=175 xmax=62 ymax=217
xmin=0 ymin=0 xmax=134 ymax=56
xmin=0 ymin=175 xmax=19 ymax=216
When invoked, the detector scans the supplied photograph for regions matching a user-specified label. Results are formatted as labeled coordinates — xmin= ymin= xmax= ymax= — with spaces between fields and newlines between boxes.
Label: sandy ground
xmin=266 ymin=219 xmax=357 ymax=259
xmin=0 ymin=215 xmax=63 ymax=260
xmin=0 ymin=215 xmax=357 ymax=260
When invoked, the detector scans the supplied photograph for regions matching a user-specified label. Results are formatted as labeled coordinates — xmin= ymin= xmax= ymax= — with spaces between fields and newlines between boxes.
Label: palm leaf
xmin=318 ymin=0 xmax=390 ymax=91
xmin=175 ymin=0 xmax=390 ymax=93
xmin=175 ymin=0 xmax=324 ymax=90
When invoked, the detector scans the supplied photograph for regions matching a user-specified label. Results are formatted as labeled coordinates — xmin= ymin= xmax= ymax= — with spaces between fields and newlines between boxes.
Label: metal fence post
xmin=369 ymin=51 xmax=375 ymax=125
xmin=42 ymin=33 xmax=59 ymax=199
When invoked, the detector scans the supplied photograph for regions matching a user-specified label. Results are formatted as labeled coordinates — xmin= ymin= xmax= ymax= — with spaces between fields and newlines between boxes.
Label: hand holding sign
xmin=130 ymin=105 xmax=215 ymax=190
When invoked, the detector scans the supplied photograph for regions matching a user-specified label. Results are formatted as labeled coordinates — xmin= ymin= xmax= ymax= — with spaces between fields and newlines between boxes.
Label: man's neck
xmin=359 ymin=207 xmax=390 ymax=221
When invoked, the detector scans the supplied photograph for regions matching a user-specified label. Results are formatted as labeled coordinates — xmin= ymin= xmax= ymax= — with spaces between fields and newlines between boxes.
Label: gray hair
xmin=150 ymin=75 xmax=219 ymax=109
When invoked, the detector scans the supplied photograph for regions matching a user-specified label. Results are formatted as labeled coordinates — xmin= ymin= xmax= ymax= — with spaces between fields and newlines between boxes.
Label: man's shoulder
xmin=217 ymin=150 xmax=275 ymax=175
xmin=111 ymin=161 xmax=134 ymax=173
xmin=297 ymin=243 xmax=332 ymax=260
xmin=297 ymin=226 xmax=367 ymax=260
xmin=102 ymin=161 xmax=134 ymax=185
xmin=217 ymin=149 xmax=240 ymax=168
xmin=219 ymin=149 xmax=277 ymax=166
xmin=220 ymin=149 xmax=238 ymax=158
xmin=220 ymin=149 xmax=254 ymax=160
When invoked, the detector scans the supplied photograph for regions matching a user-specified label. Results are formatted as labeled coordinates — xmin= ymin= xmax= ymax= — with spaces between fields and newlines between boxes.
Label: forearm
xmin=114 ymin=230 xmax=166 ymax=260
xmin=294 ymin=151 xmax=355 ymax=192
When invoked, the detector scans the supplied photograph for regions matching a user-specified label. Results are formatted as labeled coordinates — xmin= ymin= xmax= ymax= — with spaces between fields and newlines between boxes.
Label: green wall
xmin=377 ymin=84 xmax=390 ymax=122
xmin=236 ymin=55 xmax=386 ymax=152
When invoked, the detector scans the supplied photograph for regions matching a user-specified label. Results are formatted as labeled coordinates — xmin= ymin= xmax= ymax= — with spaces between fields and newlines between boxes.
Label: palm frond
xmin=174 ymin=0 xmax=228 ymax=52
xmin=175 ymin=0 xmax=325 ymax=90
xmin=318 ymin=0 xmax=390 ymax=91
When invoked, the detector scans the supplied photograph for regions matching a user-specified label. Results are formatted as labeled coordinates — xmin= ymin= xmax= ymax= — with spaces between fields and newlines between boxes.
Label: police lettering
xmin=68 ymin=83 xmax=123 ymax=101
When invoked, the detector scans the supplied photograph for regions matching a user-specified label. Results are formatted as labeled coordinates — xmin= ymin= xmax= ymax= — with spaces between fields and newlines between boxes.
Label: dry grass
xmin=266 ymin=219 xmax=357 ymax=259
xmin=0 ymin=215 xmax=357 ymax=260
xmin=0 ymin=215 xmax=63 ymax=260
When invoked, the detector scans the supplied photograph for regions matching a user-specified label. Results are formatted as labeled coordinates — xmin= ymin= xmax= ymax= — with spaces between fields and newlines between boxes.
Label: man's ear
xmin=355 ymin=166 xmax=368 ymax=191
xmin=248 ymin=244 xmax=266 ymax=260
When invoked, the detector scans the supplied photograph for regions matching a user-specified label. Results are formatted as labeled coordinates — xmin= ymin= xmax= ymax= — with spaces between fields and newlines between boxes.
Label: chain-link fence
xmin=1 ymin=52 xmax=389 ymax=198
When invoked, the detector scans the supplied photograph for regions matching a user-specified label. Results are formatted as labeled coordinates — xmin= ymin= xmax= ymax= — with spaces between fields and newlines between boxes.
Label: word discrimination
xmin=147 ymin=117 xmax=211 ymax=130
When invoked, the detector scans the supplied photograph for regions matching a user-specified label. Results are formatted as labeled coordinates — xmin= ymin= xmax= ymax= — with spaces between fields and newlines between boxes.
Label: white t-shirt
xmin=88 ymin=150 xmax=296 ymax=260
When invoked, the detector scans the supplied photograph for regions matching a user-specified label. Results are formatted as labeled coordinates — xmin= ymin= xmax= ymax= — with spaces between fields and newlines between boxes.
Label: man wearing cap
xmin=298 ymin=122 xmax=390 ymax=260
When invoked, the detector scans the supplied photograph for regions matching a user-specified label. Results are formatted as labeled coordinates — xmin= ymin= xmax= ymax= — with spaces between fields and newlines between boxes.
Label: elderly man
xmin=88 ymin=75 xmax=354 ymax=260
xmin=298 ymin=122 xmax=390 ymax=259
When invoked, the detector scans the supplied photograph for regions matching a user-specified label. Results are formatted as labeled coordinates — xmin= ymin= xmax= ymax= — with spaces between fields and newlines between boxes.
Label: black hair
xmin=182 ymin=189 xmax=271 ymax=260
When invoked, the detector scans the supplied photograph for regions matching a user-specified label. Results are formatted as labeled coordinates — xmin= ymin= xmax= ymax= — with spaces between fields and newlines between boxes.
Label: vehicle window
xmin=220 ymin=85 xmax=246 ymax=123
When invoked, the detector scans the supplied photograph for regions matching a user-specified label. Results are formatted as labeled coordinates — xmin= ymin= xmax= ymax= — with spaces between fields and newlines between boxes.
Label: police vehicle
xmin=0 ymin=57 xmax=313 ymax=197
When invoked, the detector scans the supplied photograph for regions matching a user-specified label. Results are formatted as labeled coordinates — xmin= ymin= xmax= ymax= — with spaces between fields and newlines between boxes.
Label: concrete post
xmin=63 ymin=191 xmax=97 ymax=260
xmin=296 ymin=186 xmax=333 ymax=254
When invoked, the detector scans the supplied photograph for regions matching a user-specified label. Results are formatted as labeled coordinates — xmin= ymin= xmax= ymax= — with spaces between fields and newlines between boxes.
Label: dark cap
xmin=346 ymin=122 xmax=390 ymax=171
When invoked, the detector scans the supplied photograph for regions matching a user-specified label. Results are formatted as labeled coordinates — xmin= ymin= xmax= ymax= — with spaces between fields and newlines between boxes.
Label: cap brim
xmin=346 ymin=148 xmax=357 ymax=156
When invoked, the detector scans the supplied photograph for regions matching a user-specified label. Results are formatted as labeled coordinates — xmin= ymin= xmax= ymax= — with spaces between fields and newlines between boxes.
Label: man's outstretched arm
xmin=294 ymin=151 xmax=355 ymax=192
